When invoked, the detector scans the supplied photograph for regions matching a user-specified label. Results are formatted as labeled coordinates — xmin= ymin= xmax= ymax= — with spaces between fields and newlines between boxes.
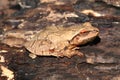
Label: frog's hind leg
xmin=29 ymin=53 xmax=37 ymax=59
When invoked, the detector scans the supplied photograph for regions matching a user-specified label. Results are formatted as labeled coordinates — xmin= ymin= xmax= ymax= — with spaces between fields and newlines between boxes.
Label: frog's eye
xmin=79 ymin=31 xmax=90 ymax=37
xmin=80 ymin=29 xmax=91 ymax=34
xmin=80 ymin=30 xmax=87 ymax=33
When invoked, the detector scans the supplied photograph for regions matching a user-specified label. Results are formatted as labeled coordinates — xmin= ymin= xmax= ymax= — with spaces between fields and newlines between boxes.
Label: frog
xmin=2 ymin=22 xmax=99 ymax=58
xmin=24 ymin=22 xmax=99 ymax=58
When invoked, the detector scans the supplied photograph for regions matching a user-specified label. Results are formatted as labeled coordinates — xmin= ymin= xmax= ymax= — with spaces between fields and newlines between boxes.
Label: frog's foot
xmin=67 ymin=50 xmax=84 ymax=58
xmin=29 ymin=53 xmax=37 ymax=59
xmin=59 ymin=50 xmax=84 ymax=58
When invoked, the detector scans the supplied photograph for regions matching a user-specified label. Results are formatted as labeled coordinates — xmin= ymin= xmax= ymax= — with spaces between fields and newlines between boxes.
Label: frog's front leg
xmin=65 ymin=50 xmax=83 ymax=58
xmin=58 ymin=49 xmax=84 ymax=58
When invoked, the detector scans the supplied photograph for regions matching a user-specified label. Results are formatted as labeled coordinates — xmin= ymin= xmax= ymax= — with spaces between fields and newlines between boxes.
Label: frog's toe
xmin=70 ymin=51 xmax=84 ymax=58
xmin=63 ymin=50 xmax=84 ymax=58
xmin=29 ymin=53 xmax=37 ymax=59
xmin=76 ymin=51 xmax=84 ymax=57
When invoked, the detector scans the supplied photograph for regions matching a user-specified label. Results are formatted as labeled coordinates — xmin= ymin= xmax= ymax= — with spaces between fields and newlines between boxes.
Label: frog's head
xmin=70 ymin=22 xmax=99 ymax=46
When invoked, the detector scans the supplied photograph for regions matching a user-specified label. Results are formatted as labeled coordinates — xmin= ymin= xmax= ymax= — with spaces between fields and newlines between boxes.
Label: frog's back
xmin=24 ymin=24 xmax=81 ymax=56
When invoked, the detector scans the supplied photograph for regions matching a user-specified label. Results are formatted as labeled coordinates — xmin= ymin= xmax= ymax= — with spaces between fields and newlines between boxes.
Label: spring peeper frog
xmin=24 ymin=22 xmax=99 ymax=58
xmin=2 ymin=22 xmax=99 ymax=58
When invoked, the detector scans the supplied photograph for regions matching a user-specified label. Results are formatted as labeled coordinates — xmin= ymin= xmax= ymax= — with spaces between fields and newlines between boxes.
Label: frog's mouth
xmin=70 ymin=30 xmax=99 ymax=46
